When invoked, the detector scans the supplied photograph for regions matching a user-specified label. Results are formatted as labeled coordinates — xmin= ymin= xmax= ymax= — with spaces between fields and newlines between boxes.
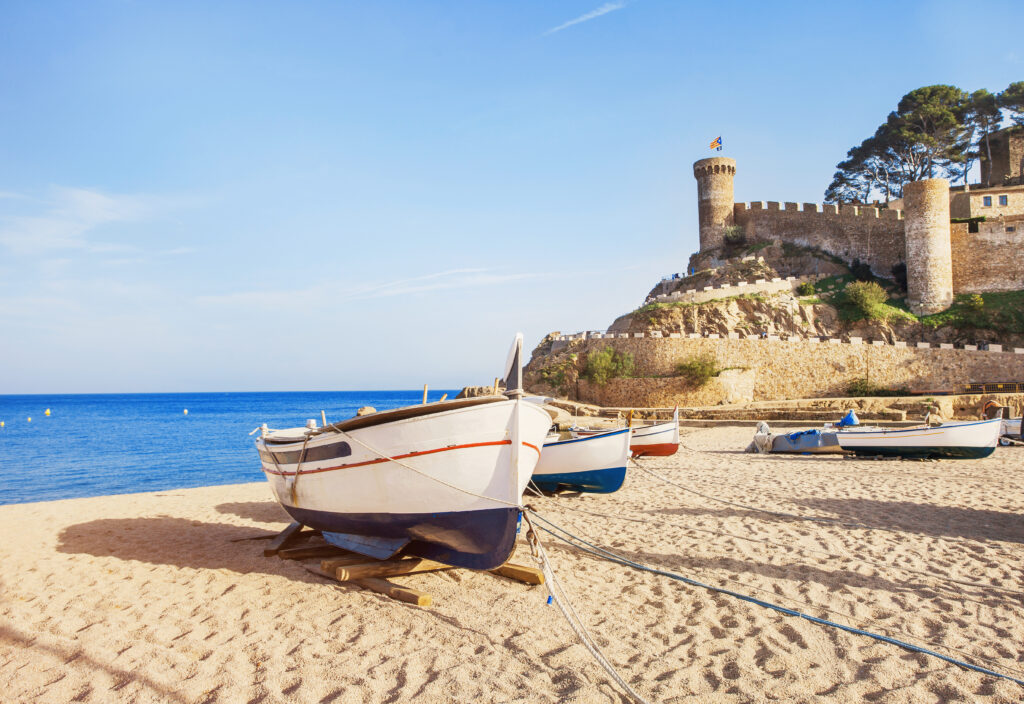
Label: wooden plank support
xmin=320 ymin=555 xmax=372 ymax=572
xmin=263 ymin=521 xmax=305 ymax=557
xmin=354 ymin=577 xmax=432 ymax=607
xmin=335 ymin=557 xmax=451 ymax=582
xmin=277 ymin=544 xmax=349 ymax=560
xmin=490 ymin=562 xmax=545 ymax=585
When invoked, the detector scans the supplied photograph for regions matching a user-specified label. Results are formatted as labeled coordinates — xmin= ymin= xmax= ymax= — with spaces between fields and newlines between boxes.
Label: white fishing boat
xmin=834 ymin=418 xmax=1002 ymax=459
xmin=254 ymin=335 xmax=552 ymax=570
xmin=629 ymin=407 xmax=681 ymax=457
xmin=571 ymin=407 xmax=681 ymax=458
xmin=532 ymin=427 xmax=632 ymax=493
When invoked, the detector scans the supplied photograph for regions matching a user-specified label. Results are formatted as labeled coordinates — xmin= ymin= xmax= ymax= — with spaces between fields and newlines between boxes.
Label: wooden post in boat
xmin=422 ymin=384 xmax=428 ymax=404
xmin=320 ymin=410 xmax=327 ymax=427
xmin=439 ymin=393 xmax=448 ymax=402
xmin=493 ymin=377 xmax=499 ymax=394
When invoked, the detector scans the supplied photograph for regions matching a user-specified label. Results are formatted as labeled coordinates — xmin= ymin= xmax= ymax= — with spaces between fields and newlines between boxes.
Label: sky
xmin=1 ymin=0 xmax=1022 ymax=393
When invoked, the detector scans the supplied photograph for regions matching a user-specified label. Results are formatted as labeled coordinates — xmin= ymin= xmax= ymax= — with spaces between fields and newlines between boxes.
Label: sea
xmin=0 ymin=391 xmax=459 ymax=506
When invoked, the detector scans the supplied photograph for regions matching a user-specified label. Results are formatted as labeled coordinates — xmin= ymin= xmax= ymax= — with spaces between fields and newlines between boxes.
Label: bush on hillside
xmin=847 ymin=378 xmax=910 ymax=397
xmin=844 ymin=281 xmax=889 ymax=320
xmin=850 ymin=259 xmax=875 ymax=282
xmin=582 ymin=347 xmax=635 ymax=386
xmin=675 ymin=352 xmax=722 ymax=387
xmin=723 ymin=225 xmax=746 ymax=246
xmin=796 ymin=281 xmax=816 ymax=296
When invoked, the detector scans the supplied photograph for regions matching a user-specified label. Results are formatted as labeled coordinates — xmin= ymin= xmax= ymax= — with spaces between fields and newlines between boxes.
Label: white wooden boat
xmin=571 ymin=407 xmax=681 ymax=458
xmin=532 ymin=428 xmax=632 ymax=493
xmin=629 ymin=407 xmax=681 ymax=457
xmin=834 ymin=419 xmax=1002 ymax=459
xmin=1002 ymin=417 xmax=1021 ymax=440
xmin=254 ymin=335 xmax=551 ymax=570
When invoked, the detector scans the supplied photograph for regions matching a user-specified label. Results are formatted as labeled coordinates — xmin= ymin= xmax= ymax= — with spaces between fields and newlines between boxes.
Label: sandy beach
xmin=2 ymin=426 xmax=1022 ymax=703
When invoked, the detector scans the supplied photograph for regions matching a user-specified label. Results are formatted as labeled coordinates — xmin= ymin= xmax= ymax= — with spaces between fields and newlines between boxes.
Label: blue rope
xmin=527 ymin=510 xmax=1024 ymax=689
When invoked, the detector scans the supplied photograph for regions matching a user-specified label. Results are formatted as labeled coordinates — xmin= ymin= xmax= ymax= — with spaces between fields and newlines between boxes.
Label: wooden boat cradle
xmin=261 ymin=521 xmax=544 ymax=607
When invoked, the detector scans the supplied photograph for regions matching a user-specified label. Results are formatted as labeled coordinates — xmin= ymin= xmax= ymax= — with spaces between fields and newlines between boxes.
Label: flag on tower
xmin=709 ymin=136 xmax=723 ymax=151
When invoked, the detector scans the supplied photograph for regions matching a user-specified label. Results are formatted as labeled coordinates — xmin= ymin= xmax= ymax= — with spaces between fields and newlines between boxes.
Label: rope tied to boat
xmin=527 ymin=510 xmax=1024 ymax=690
xmin=521 ymin=510 xmax=652 ymax=704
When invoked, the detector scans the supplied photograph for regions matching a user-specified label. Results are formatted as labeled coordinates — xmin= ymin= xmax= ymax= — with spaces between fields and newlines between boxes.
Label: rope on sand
xmin=527 ymin=511 xmax=1024 ymax=689
xmin=545 ymin=496 xmax=1023 ymax=598
xmin=521 ymin=511 xmax=652 ymax=704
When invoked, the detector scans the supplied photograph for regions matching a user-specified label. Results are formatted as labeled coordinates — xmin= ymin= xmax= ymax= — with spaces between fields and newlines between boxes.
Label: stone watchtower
xmin=693 ymin=157 xmax=736 ymax=251
xmin=903 ymin=178 xmax=954 ymax=315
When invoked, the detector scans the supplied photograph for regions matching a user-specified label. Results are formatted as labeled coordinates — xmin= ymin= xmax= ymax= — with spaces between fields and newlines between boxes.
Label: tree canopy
xmin=825 ymin=82 xmax=1022 ymax=202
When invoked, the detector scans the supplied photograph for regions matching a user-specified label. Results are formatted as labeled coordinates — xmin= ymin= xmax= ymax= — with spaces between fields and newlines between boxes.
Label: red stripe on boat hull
xmin=631 ymin=442 xmax=679 ymax=458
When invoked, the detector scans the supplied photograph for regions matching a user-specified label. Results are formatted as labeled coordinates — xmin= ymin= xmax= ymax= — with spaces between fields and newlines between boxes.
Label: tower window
xmin=999 ymin=195 xmax=1008 ymax=206
xmin=982 ymin=196 xmax=992 ymax=207
xmin=1008 ymin=226 xmax=1017 ymax=233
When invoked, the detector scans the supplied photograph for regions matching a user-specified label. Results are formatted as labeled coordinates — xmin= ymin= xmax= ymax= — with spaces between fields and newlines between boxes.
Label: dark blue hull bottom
xmin=849 ymin=445 xmax=996 ymax=460
xmin=531 ymin=466 xmax=627 ymax=494
xmin=282 ymin=504 xmax=520 ymax=570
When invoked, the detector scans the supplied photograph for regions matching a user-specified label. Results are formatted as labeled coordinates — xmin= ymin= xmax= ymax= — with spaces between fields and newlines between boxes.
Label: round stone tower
xmin=693 ymin=157 xmax=736 ymax=251
xmin=903 ymin=178 xmax=953 ymax=316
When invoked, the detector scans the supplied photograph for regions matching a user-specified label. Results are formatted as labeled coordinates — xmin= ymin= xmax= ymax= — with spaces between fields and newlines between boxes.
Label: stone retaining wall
xmin=535 ymin=337 xmax=1024 ymax=408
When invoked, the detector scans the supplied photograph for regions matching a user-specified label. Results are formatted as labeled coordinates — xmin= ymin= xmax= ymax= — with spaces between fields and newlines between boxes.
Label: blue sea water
xmin=0 ymin=391 xmax=459 ymax=506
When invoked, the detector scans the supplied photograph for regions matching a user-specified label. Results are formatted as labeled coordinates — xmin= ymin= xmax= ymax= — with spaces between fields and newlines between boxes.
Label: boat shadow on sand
xmin=55 ymin=514 xmax=344 ymax=580
xmin=213 ymin=500 xmax=291 ymax=523
xmin=652 ymin=499 xmax=1024 ymax=544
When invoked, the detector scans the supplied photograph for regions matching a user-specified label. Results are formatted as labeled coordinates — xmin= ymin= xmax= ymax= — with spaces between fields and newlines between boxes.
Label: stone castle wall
xmin=535 ymin=336 xmax=1024 ymax=407
xmin=701 ymin=158 xmax=1024 ymax=298
xmin=950 ymin=216 xmax=1024 ymax=293
xmin=732 ymin=201 xmax=907 ymax=278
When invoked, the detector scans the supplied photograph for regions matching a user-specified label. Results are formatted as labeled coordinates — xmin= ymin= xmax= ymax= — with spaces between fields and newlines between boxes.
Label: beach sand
xmin=2 ymin=426 xmax=1022 ymax=703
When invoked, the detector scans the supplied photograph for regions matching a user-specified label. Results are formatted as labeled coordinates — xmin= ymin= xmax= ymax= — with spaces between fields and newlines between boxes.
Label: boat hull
xmin=630 ymin=423 xmax=680 ymax=457
xmin=532 ymin=428 xmax=631 ymax=493
xmin=836 ymin=419 xmax=1001 ymax=460
xmin=256 ymin=400 xmax=551 ymax=570
xmin=282 ymin=504 xmax=520 ymax=569
xmin=842 ymin=445 xmax=995 ymax=460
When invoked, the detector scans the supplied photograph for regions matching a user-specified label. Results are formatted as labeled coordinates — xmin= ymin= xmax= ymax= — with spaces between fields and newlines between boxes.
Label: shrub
xmin=849 ymin=259 xmax=875 ymax=282
xmin=843 ymin=281 xmax=888 ymax=320
xmin=796 ymin=281 xmax=816 ymax=296
xmin=847 ymin=378 xmax=910 ymax=397
xmin=537 ymin=355 xmax=577 ymax=394
xmin=582 ymin=347 xmax=635 ymax=386
xmin=675 ymin=352 xmax=722 ymax=387
xmin=723 ymin=225 xmax=746 ymax=246
xmin=965 ymin=294 xmax=984 ymax=312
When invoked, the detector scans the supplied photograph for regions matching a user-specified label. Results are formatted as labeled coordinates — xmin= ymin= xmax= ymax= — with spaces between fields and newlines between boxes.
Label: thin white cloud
xmin=197 ymin=268 xmax=543 ymax=309
xmin=0 ymin=186 xmax=188 ymax=255
xmin=544 ymin=1 xmax=626 ymax=35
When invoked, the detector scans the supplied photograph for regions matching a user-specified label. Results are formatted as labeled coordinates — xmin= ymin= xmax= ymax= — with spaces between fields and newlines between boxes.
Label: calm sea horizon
xmin=0 ymin=390 xmax=460 ymax=506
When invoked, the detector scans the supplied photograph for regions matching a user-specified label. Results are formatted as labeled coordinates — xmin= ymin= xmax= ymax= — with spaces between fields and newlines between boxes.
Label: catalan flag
xmin=709 ymin=136 xmax=723 ymax=151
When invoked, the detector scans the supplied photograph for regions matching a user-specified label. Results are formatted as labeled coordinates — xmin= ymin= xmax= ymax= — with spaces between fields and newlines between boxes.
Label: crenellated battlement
xmin=734 ymin=201 xmax=904 ymax=220
xmin=693 ymin=161 xmax=736 ymax=178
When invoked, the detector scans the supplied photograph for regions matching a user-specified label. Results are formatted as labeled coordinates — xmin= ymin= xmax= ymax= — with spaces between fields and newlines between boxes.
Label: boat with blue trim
xmin=834 ymin=418 xmax=1002 ymax=459
xmin=254 ymin=335 xmax=552 ymax=570
xmin=532 ymin=427 xmax=632 ymax=493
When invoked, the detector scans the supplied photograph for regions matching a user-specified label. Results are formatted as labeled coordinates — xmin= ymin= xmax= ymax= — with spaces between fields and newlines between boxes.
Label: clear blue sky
xmin=1 ymin=1 xmax=1021 ymax=393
